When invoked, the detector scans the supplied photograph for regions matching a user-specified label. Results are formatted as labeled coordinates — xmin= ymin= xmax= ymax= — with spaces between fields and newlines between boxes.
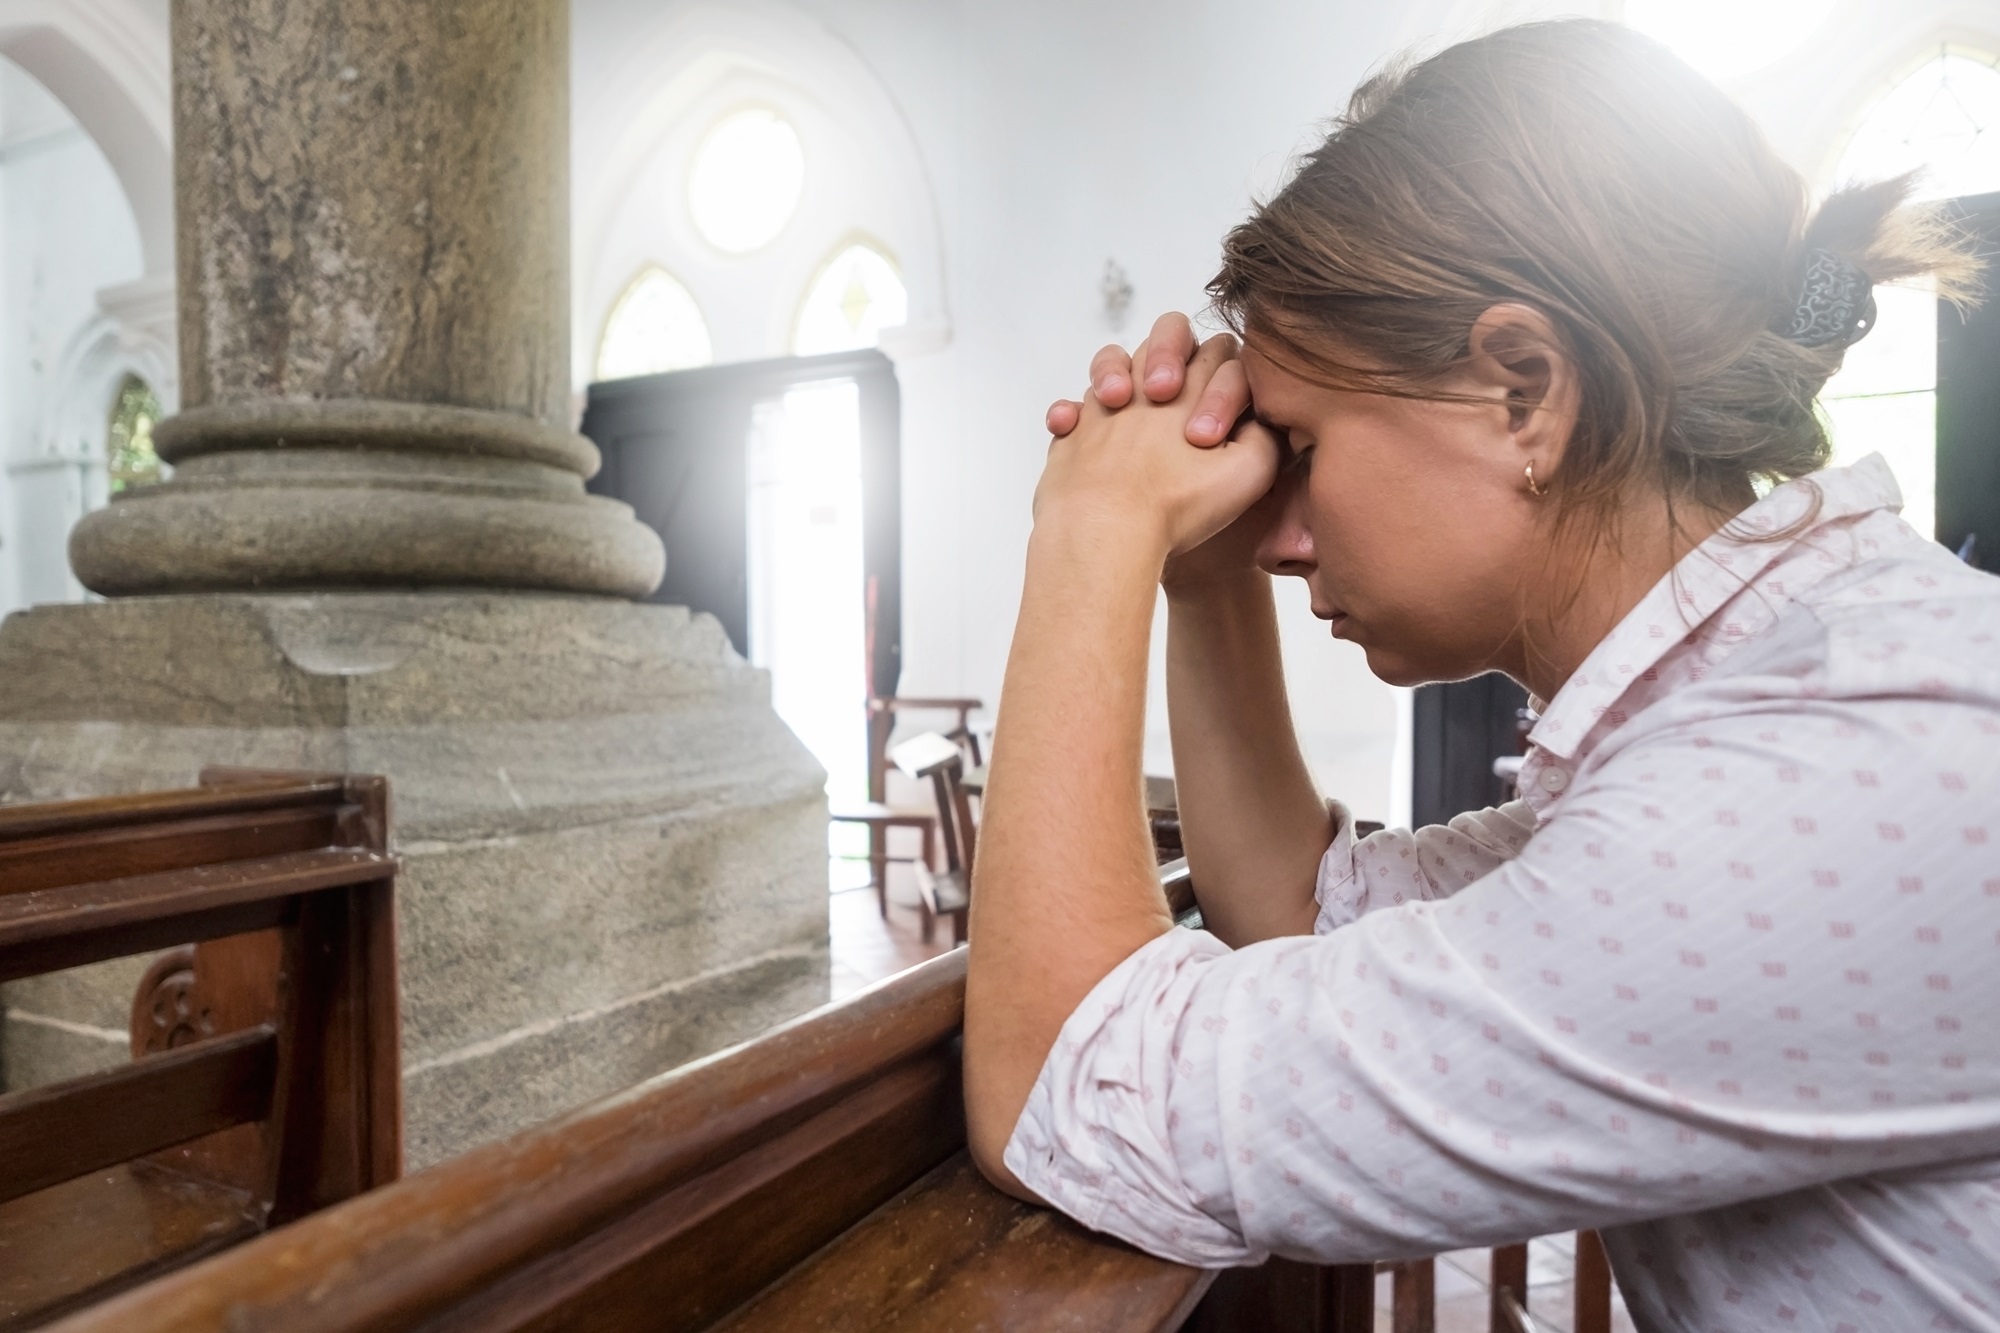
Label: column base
xmin=71 ymin=478 xmax=666 ymax=600
xmin=70 ymin=416 xmax=666 ymax=599
xmin=0 ymin=592 xmax=829 ymax=1167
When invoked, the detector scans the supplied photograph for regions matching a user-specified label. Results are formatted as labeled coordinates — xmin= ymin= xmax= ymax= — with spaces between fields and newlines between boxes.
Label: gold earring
xmin=1524 ymin=461 xmax=1548 ymax=497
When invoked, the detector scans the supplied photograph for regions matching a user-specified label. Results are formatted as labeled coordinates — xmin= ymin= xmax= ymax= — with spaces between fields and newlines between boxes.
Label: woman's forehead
xmin=1241 ymin=342 xmax=1336 ymax=419
xmin=1240 ymin=343 xmax=1303 ymax=400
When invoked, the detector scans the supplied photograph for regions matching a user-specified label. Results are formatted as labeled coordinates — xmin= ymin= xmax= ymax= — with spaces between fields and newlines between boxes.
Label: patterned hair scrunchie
xmin=1781 ymin=248 xmax=1877 ymax=349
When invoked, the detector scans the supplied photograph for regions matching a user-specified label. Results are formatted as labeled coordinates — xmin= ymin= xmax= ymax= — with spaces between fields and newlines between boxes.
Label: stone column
xmin=0 ymin=0 xmax=828 ymax=1168
xmin=70 ymin=0 xmax=662 ymax=597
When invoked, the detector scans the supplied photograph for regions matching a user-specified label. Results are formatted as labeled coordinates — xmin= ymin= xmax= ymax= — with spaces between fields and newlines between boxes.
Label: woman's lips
xmin=1328 ymin=612 xmax=1350 ymax=637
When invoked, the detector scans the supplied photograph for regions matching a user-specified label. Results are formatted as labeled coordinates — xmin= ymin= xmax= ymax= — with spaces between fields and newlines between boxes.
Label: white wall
xmin=0 ymin=55 xmax=142 ymax=612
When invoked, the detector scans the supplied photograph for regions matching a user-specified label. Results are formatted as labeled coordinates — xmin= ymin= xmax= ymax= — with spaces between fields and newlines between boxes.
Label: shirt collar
xmin=1526 ymin=454 xmax=1905 ymax=761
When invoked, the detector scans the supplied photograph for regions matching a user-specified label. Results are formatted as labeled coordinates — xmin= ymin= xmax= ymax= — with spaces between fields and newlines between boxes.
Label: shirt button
xmin=1539 ymin=767 xmax=1570 ymax=793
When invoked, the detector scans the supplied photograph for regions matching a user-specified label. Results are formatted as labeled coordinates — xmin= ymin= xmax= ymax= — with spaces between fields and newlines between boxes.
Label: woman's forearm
xmin=965 ymin=512 xmax=1177 ymax=1192
xmin=1165 ymin=573 xmax=1334 ymax=945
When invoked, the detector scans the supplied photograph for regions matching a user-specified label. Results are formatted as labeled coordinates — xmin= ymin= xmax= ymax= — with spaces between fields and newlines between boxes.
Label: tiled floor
xmin=826 ymin=868 xmax=1635 ymax=1332
xmin=828 ymin=859 xmax=951 ymax=999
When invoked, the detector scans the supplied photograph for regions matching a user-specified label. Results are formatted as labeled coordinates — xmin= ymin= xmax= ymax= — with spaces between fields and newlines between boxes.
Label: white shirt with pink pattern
xmin=1004 ymin=456 xmax=2000 ymax=1333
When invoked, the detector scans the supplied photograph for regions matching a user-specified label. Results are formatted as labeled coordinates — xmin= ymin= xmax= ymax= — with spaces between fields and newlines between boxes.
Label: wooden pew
xmin=45 ymin=945 xmax=1222 ymax=1333
xmin=0 ymin=770 xmax=399 ymax=1328
xmin=39 ymin=804 xmax=1609 ymax=1333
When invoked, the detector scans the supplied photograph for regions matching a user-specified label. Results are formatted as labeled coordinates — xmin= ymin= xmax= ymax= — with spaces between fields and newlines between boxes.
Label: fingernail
xmin=1104 ymin=374 xmax=1128 ymax=397
xmin=1190 ymin=414 xmax=1219 ymax=437
xmin=1147 ymin=368 xmax=1175 ymax=389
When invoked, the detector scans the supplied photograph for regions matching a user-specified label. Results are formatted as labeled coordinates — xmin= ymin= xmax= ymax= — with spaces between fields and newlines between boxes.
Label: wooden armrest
xmin=0 ymin=849 xmax=394 ymax=983
xmin=827 ymin=803 xmax=934 ymax=826
xmin=872 ymin=696 xmax=982 ymax=715
xmin=715 ymin=1154 xmax=1211 ymax=1332
xmin=0 ymin=777 xmax=346 ymax=842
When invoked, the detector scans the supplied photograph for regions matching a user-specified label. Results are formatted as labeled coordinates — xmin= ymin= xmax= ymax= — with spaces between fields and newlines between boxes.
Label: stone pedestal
xmin=0 ymin=0 xmax=832 ymax=1165
xmin=0 ymin=595 xmax=828 ymax=1165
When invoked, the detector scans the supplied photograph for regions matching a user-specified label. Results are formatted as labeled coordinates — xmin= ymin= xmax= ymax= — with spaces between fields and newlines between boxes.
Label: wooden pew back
xmin=0 ymin=769 xmax=399 ymax=1328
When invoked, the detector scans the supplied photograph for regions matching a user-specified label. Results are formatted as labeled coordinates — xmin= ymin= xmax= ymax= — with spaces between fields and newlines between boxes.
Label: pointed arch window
xmin=595 ymin=267 xmax=714 ymax=382
xmin=1835 ymin=51 xmax=2000 ymax=202
xmin=793 ymin=243 xmax=908 ymax=356
xmin=1818 ymin=51 xmax=2000 ymax=539
xmin=106 ymin=374 xmax=162 ymax=492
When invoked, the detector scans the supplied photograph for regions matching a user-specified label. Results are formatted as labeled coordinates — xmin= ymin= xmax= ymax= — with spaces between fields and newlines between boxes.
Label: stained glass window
xmin=1818 ymin=53 xmax=2000 ymax=540
xmin=595 ymin=267 xmax=714 ymax=381
xmin=106 ymin=374 xmax=162 ymax=492
xmin=688 ymin=108 xmax=806 ymax=255
xmin=793 ymin=244 xmax=908 ymax=356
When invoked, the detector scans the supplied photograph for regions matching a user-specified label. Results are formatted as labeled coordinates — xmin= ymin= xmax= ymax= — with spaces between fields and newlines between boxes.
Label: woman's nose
xmin=1255 ymin=474 xmax=1316 ymax=578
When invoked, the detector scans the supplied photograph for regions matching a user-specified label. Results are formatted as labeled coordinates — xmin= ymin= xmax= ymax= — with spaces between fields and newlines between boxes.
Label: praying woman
xmin=965 ymin=20 xmax=2000 ymax=1332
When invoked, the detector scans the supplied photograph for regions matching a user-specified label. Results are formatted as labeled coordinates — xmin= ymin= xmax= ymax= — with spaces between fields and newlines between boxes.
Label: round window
xmin=688 ymin=108 xmax=806 ymax=254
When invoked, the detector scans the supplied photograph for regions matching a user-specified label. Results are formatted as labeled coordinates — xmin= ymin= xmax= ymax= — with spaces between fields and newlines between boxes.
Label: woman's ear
xmin=1465 ymin=303 xmax=1579 ymax=475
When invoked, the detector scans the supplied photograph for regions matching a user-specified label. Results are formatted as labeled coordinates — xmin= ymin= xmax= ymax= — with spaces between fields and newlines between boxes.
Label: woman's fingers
xmin=1046 ymin=399 xmax=1083 ymax=437
xmin=1138 ymin=313 xmax=1197 ymax=401
xmin=1184 ymin=355 xmax=1252 ymax=448
xmin=1088 ymin=343 xmax=1137 ymax=409
xmin=1176 ymin=331 xmax=1242 ymax=400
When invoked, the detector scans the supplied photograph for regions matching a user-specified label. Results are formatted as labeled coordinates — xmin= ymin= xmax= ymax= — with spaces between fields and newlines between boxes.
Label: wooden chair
xmin=1189 ymin=1236 xmax=1613 ymax=1333
xmin=0 ymin=769 xmax=400 ymax=1329
xmin=829 ymin=695 xmax=983 ymax=919
xmin=889 ymin=732 xmax=978 ymax=946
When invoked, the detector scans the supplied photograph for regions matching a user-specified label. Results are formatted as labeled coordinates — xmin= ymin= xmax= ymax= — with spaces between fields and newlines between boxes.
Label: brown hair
xmin=1209 ymin=19 xmax=1981 ymax=530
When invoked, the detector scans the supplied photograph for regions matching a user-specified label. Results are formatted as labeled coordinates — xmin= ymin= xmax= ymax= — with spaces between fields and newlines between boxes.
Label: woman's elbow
xmin=962 ymin=1046 xmax=1046 ymax=1203
xmin=967 ymin=1117 xmax=1045 ymax=1205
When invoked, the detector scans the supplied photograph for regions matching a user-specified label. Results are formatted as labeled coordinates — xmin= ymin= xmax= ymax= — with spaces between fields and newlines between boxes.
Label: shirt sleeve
xmin=1004 ymin=703 xmax=2000 ymax=1269
xmin=1314 ymin=799 xmax=1538 ymax=933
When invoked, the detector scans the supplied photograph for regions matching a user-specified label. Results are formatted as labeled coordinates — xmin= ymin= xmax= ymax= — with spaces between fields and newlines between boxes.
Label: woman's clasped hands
xmin=1034 ymin=312 xmax=1280 ymax=564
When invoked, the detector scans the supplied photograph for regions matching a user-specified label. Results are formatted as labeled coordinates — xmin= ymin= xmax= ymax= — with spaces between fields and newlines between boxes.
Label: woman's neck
xmin=1511 ymin=490 xmax=1743 ymax=704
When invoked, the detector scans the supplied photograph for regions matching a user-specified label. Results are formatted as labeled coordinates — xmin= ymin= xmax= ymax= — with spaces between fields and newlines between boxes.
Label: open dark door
xmin=1937 ymin=190 xmax=2000 ymax=570
xmin=579 ymin=349 xmax=903 ymax=700
xmin=1410 ymin=673 xmax=1529 ymax=828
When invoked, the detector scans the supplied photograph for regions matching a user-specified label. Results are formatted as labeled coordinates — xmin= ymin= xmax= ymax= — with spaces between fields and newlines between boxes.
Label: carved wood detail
xmin=130 ymin=945 xmax=208 ymax=1056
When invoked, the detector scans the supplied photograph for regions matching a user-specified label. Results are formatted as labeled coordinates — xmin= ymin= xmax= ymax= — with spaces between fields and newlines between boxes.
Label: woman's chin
xmin=1360 ymin=642 xmax=1460 ymax=690
xmin=1361 ymin=646 xmax=1421 ymax=688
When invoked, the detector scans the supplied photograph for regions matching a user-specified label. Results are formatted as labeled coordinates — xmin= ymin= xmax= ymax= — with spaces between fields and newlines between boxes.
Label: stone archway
xmin=0 ymin=1 xmax=172 ymax=280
